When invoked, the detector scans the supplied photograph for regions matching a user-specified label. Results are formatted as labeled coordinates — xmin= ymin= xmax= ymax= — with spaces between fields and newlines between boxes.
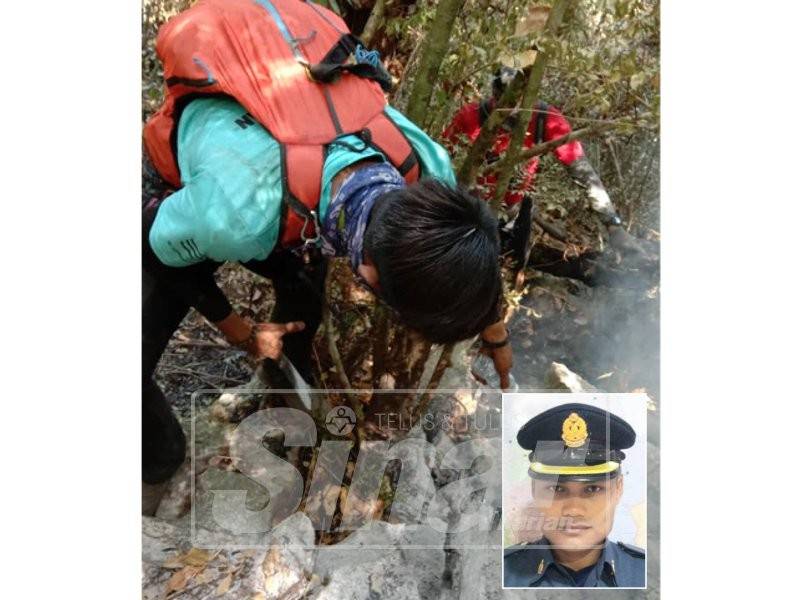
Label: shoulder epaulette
xmin=617 ymin=541 xmax=646 ymax=559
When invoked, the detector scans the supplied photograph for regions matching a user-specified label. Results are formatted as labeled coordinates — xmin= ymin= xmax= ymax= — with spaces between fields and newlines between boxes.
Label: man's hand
xmin=481 ymin=343 xmax=513 ymax=390
xmin=215 ymin=312 xmax=305 ymax=361
xmin=246 ymin=322 xmax=306 ymax=360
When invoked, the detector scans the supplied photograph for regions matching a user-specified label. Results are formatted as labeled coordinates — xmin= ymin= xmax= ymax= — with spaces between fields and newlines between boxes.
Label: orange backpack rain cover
xmin=143 ymin=0 xmax=419 ymax=246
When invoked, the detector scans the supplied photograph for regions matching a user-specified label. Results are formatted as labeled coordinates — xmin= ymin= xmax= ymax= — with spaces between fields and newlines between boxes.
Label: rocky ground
xmin=148 ymin=215 xmax=660 ymax=599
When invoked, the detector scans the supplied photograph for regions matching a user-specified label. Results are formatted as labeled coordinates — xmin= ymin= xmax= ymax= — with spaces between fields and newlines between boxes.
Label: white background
xmin=2 ymin=1 xmax=800 ymax=597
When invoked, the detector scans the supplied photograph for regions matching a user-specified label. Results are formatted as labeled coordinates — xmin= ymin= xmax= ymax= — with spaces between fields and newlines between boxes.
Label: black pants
xmin=509 ymin=194 xmax=536 ymax=271
xmin=142 ymin=252 xmax=326 ymax=484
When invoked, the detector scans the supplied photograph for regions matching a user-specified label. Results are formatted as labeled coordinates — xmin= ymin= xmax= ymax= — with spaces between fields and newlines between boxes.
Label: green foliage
xmin=142 ymin=0 xmax=195 ymax=122
xmin=550 ymin=0 xmax=659 ymax=126
xmin=392 ymin=0 xmax=536 ymax=132
xmin=380 ymin=0 xmax=660 ymax=232
xmin=142 ymin=0 xmax=658 ymax=229
xmin=140 ymin=0 xmax=661 ymax=395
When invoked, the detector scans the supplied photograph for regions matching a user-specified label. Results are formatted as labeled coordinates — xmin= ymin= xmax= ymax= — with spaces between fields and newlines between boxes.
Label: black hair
xmin=491 ymin=66 xmax=522 ymax=99
xmin=364 ymin=179 xmax=502 ymax=344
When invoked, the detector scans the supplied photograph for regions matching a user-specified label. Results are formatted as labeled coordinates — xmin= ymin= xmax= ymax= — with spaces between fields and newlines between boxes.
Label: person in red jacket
xmin=443 ymin=67 xmax=644 ymax=264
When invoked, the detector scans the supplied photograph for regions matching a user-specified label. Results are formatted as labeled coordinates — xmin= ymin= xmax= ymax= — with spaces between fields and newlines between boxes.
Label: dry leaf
xmin=163 ymin=547 xmax=212 ymax=570
xmin=162 ymin=556 xmax=184 ymax=570
xmin=166 ymin=566 xmax=201 ymax=595
xmin=215 ymin=572 xmax=233 ymax=596
xmin=195 ymin=568 xmax=215 ymax=584
xmin=183 ymin=548 xmax=213 ymax=567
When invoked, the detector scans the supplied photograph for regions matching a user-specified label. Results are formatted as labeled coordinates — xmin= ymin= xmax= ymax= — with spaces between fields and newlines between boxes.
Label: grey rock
xmin=385 ymin=436 xmax=437 ymax=524
xmin=313 ymin=521 xmax=446 ymax=600
xmin=260 ymin=512 xmax=317 ymax=599
xmin=441 ymin=521 xmax=502 ymax=600
xmin=545 ymin=361 xmax=599 ymax=392
xmin=142 ymin=516 xmax=183 ymax=565
xmin=142 ymin=513 xmax=316 ymax=600
xmin=152 ymin=404 xmax=237 ymax=520
xmin=311 ymin=557 xmax=421 ymax=600
xmin=209 ymin=365 xmax=270 ymax=423
xmin=191 ymin=466 xmax=275 ymax=547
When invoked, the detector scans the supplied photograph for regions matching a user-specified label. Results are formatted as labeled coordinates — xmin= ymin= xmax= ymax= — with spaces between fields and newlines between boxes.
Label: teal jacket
xmin=149 ymin=96 xmax=456 ymax=267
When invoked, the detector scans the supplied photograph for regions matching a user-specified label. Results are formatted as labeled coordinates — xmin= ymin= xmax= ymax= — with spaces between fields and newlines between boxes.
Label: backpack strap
xmin=478 ymin=97 xmax=493 ymax=127
xmin=534 ymin=100 xmax=549 ymax=144
xmin=279 ymin=143 xmax=324 ymax=248
xmin=359 ymin=112 xmax=420 ymax=183
xmin=255 ymin=0 xmax=309 ymax=66
xmin=278 ymin=112 xmax=418 ymax=247
xmin=260 ymin=0 xmax=392 ymax=92
xmin=308 ymin=33 xmax=393 ymax=92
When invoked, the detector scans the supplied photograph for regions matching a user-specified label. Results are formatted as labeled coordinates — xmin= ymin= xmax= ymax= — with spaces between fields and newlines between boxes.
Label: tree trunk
xmin=360 ymin=0 xmax=386 ymax=46
xmin=371 ymin=304 xmax=392 ymax=388
xmin=455 ymin=65 xmax=528 ymax=187
xmin=404 ymin=0 xmax=465 ymax=126
xmin=490 ymin=0 xmax=570 ymax=210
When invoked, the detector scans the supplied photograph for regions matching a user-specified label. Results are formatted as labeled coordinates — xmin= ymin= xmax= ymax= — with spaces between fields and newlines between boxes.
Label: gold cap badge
xmin=561 ymin=412 xmax=588 ymax=448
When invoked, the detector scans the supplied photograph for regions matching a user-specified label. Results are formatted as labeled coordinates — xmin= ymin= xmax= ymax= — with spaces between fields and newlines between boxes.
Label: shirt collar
xmin=528 ymin=538 xmax=617 ymax=586
xmin=597 ymin=538 xmax=620 ymax=585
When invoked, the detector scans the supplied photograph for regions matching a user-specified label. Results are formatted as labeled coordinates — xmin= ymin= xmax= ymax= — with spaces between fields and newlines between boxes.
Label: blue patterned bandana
xmin=321 ymin=162 xmax=406 ymax=274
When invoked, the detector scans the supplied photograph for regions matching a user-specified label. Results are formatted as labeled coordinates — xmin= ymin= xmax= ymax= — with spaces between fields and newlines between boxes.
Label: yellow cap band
xmin=530 ymin=460 xmax=620 ymax=476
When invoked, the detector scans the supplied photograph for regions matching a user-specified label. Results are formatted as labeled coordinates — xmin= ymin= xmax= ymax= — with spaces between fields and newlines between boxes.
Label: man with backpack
xmin=142 ymin=0 xmax=511 ymax=511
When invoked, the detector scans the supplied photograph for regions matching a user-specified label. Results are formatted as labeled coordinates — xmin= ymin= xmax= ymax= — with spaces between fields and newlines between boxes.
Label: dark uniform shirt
xmin=503 ymin=537 xmax=646 ymax=588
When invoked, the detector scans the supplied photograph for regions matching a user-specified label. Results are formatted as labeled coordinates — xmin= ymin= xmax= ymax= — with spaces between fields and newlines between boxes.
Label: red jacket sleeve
xmin=442 ymin=102 xmax=482 ymax=149
xmin=542 ymin=105 xmax=584 ymax=165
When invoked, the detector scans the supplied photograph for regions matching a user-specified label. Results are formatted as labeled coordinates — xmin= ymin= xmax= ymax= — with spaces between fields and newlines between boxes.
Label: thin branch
xmin=533 ymin=214 xmax=569 ymax=243
xmin=631 ymin=147 xmax=657 ymax=228
xmin=496 ymin=107 xmax=655 ymax=128
xmin=516 ymin=122 xmax=615 ymax=161
xmin=449 ymin=59 xmax=502 ymax=91
xmin=371 ymin=304 xmax=391 ymax=388
xmin=159 ymin=367 xmax=244 ymax=388
xmin=491 ymin=0 xmax=571 ymax=209
xmin=312 ymin=344 xmax=329 ymax=391
xmin=360 ymin=0 xmax=386 ymax=46
xmin=169 ymin=339 xmax=227 ymax=349
xmin=605 ymin=137 xmax=629 ymax=208
xmin=456 ymin=65 xmax=529 ymax=186
xmin=323 ymin=268 xmax=352 ymax=390
xmin=412 ymin=343 xmax=454 ymax=422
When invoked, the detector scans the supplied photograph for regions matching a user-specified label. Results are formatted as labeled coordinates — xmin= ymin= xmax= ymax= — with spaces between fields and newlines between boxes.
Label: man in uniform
xmin=503 ymin=402 xmax=646 ymax=588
